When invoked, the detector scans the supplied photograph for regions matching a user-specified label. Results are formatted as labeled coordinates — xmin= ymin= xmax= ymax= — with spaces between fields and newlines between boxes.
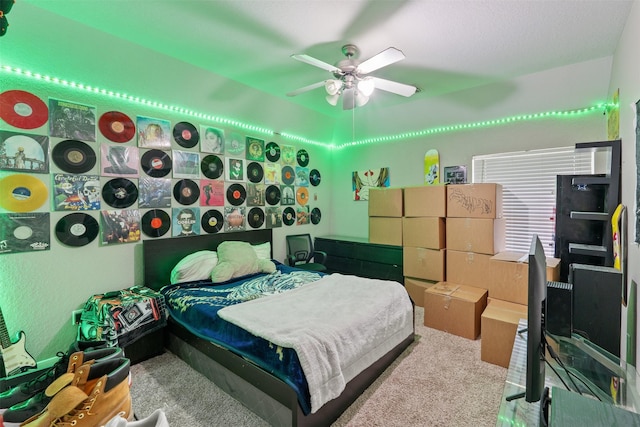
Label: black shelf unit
xmin=554 ymin=139 xmax=621 ymax=282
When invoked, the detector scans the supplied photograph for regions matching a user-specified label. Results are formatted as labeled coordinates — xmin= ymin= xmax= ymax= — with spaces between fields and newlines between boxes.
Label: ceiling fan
xmin=286 ymin=44 xmax=418 ymax=110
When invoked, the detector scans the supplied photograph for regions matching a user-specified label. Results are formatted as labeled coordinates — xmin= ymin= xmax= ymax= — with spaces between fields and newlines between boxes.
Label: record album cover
xmin=224 ymin=206 xmax=246 ymax=232
xmin=225 ymin=132 xmax=245 ymax=157
xmin=264 ymin=162 xmax=281 ymax=185
xmin=49 ymin=98 xmax=96 ymax=142
xmin=200 ymin=180 xmax=224 ymax=207
xmin=101 ymin=145 xmax=139 ymax=177
xmin=200 ymin=126 xmax=225 ymax=154
xmin=0 ymin=212 xmax=50 ymax=254
xmin=172 ymin=207 xmax=200 ymax=237
xmin=281 ymin=145 xmax=296 ymax=166
xmin=172 ymin=150 xmax=200 ymax=179
xmin=265 ymin=207 xmax=282 ymax=229
xmin=138 ymin=177 xmax=171 ymax=208
xmin=53 ymin=174 xmax=101 ymax=211
xmin=295 ymin=166 xmax=309 ymax=187
xmin=246 ymin=137 xmax=265 ymax=162
xmin=137 ymin=116 xmax=171 ymax=149
xmin=246 ymin=183 xmax=266 ymax=207
xmin=0 ymin=130 xmax=49 ymax=173
xmin=100 ymin=209 xmax=141 ymax=245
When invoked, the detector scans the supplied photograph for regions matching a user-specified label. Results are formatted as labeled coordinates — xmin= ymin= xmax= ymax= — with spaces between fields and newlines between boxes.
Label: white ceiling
xmin=17 ymin=0 xmax=634 ymax=120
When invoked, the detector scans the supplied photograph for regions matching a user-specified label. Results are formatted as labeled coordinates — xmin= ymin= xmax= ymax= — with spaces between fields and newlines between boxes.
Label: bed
xmin=142 ymin=230 xmax=415 ymax=426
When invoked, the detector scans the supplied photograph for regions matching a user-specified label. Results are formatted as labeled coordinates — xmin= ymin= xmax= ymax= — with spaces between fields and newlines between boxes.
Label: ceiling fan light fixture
xmin=355 ymin=93 xmax=370 ymax=107
xmin=357 ymin=77 xmax=375 ymax=97
xmin=325 ymin=93 xmax=340 ymax=106
xmin=325 ymin=79 xmax=342 ymax=96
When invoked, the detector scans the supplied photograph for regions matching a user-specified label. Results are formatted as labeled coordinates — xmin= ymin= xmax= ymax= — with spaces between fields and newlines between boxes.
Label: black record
xmin=265 ymin=142 xmax=280 ymax=162
xmin=309 ymin=169 xmax=321 ymax=186
xmin=173 ymin=179 xmax=200 ymax=205
xmin=141 ymin=149 xmax=172 ymax=178
xmin=247 ymin=207 xmax=265 ymax=229
xmin=55 ymin=213 xmax=99 ymax=247
xmin=247 ymin=162 xmax=264 ymax=183
xmin=200 ymin=155 xmax=223 ymax=179
xmin=226 ymin=183 xmax=246 ymax=206
xmin=201 ymin=209 xmax=224 ymax=233
xmin=141 ymin=209 xmax=171 ymax=238
xmin=173 ymin=121 xmax=199 ymax=148
xmin=296 ymin=149 xmax=309 ymax=167
xmin=281 ymin=166 xmax=295 ymax=185
xmin=265 ymin=185 xmax=281 ymax=206
xmin=52 ymin=140 xmax=96 ymax=174
xmin=282 ymin=207 xmax=295 ymax=226
xmin=102 ymin=178 xmax=138 ymax=208
xmin=311 ymin=207 xmax=322 ymax=225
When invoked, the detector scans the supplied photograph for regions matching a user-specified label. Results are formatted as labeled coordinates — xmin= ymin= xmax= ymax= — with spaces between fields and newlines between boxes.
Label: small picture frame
xmin=444 ymin=165 xmax=467 ymax=184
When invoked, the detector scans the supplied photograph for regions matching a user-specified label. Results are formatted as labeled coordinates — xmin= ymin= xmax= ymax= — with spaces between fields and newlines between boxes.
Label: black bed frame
xmin=142 ymin=230 xmax=414 ymax=426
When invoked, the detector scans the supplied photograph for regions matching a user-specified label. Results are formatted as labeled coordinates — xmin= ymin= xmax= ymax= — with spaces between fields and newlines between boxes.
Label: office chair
xmin=285 ymin=234 xmax=327 ymax=272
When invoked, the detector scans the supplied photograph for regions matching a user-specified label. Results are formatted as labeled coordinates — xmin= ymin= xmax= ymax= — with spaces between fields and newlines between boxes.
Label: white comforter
xmin=217 ymin=273 xmax=414 ymax=413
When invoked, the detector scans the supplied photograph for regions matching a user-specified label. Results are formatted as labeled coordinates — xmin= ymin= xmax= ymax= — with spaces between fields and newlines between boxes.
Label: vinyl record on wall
xmin=173 ymin=179 xmax=200 ymax=205
xmin=173 ymin=121 xmax=200 ymax=148
xmin=140 ymin=149 xmax=172 ymax=178
xmin=55 ymin=213 xmax=99 ymax=247
xmin=99 ymin=111 xmax=135 ymax=143
xmin=0 ymin=174 xmax=48 ymax=212
xmin=282 ymin=207 xmax=295 ymax=226
xmin=265 ymin=142 xmax=280 ymax=162
xmin=247 ymin=162 xmax=264 ymax=183
xmin=226 ymin=183 xmax=246 ymax=206
xmin=141 ymin=209 xmax=171 ymax=238
xmin=102 ymin=178 xmax=138 ymax=208
xmin=310 ymin=207 xmax=322 ymax=225
xmin=0 ymin=90 xmax=49 ymax=129
xmin=201 ymin=209 xmax=224 ymax=233
xmin=200 ymin=154 xmax=224 ymax=179
xmin=52 ymin=140 xmax=96 ymax=174
xmin=247 ymin=207 xmax=265 ymax=229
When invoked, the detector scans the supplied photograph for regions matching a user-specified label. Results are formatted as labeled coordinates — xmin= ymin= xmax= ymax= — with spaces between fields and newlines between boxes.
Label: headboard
xmin=142 ymin=229 xmax=273 ymax=291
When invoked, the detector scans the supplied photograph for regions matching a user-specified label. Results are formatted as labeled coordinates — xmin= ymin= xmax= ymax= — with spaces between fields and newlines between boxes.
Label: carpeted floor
xmin=129 ymin=306 xmax=507 ymax=426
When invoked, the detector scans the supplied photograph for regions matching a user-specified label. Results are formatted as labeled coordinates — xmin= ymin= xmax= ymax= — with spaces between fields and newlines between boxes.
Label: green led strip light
xmin=0 ymin=65 xmax=330 ymax=148
xmin=1 ymin=65 xmax=615 ymax=150
xmin=336 ymin=102 xmax=616 ymax=149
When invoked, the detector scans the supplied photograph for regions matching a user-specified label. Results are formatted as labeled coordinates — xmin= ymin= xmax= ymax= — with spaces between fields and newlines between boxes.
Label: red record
xmin=0 ymin=90 xmax=48 ymax=129
xmin=99 ymin=111 xmax=135 ymax=143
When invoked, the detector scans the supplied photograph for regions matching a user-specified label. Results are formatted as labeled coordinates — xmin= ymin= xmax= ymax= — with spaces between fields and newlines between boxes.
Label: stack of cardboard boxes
xmin=401 ymin=185 xmax=447 ymax=307
xmin=368 ymin=187 xmax=404 ymax=246
xmin=369 ymin=184 xmax=560 ymax=368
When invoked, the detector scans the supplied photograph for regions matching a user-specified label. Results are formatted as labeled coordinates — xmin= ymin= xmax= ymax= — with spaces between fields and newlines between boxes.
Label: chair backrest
xmin=286 ymin=234 xmax=313 ymax=264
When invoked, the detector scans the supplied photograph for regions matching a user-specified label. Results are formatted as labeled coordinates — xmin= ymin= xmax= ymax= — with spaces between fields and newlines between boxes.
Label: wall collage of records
xmin=0 ymin=89 xmax=323 ymax=255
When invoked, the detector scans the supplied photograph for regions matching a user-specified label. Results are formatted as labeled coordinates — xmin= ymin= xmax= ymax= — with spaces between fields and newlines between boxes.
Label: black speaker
xmin=569 ymin=263 xmax=622 ymax=356
xmin=546 ymin=281 xmax=573 ymax=338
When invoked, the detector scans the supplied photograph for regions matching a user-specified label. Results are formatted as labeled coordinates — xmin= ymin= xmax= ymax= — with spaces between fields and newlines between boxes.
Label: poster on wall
xmin=635 ymin=99 xmax=640 ymax=244
xmin=352 ymin=167 xmax=390 ymax=201
xmin=443 ymin=165 xmax=467 ymax=184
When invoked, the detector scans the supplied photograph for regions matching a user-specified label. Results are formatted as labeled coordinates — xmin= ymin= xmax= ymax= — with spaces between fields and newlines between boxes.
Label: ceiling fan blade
xmin=370 ymin=77 xmax=417 ymax=97
xmin=342 ymin=87 xmax=356 ymax=110
xmin=286 ymin=80 xmax=327 ymax=97
xmin=356 ymin=47 xmax=405 ymax=75
xmin=291 ymin=54 xmax=340 ymax=73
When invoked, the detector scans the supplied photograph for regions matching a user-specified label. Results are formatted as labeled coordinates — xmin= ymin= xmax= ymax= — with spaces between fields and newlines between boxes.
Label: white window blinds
xmin=472 ymin=147 xmax=594 ymax=256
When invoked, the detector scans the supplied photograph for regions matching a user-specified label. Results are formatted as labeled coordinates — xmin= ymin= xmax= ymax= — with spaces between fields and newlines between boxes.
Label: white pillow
xmin=170 ymin=250 xmax=218 ymax=284
xmin=252 ymin=242 xmax=271 ymax=260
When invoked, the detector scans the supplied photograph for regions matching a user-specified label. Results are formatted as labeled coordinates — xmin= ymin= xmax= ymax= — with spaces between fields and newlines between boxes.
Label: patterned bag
xmin=78 ymin=285 xmax=167 ymax=347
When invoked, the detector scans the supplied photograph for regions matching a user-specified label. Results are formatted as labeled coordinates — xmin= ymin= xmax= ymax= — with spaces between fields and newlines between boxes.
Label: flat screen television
xmin=526 ymin=234 xmax=547 ymax=402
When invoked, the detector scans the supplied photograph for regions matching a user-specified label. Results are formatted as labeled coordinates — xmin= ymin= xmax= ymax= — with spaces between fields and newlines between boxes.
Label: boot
xmin=3 ymin=347 xmax=123 ymax=427
xmin=0 ymin=341 xmax=107 ymax=414
xmin=20 ymin=357 xmax=132 ymax=427
xmin=103 ymin=409 xmax=169 ymax=427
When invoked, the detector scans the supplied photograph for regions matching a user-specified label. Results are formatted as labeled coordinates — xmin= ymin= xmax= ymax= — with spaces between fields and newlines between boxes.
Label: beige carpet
xmin=130 ymin=306 xmax=507 ymax=426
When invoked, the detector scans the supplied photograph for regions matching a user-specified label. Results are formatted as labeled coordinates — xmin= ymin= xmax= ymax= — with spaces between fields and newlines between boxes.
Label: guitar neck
xmin=0 ymin=307 xmax=13 ymax=349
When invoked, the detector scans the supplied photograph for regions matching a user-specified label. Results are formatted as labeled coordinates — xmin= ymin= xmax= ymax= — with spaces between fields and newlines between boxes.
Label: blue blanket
xmin=160 ymin=263 xmax=322 ymax=414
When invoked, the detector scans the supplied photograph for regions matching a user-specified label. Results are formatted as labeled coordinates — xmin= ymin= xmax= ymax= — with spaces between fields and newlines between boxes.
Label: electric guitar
xmin=0 ymin=306 xmax=37 ymax=377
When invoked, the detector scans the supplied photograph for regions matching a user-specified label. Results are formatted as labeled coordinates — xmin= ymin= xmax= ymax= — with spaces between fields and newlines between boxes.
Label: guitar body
xmin=0 ymin=330 xmax=37 ymax=377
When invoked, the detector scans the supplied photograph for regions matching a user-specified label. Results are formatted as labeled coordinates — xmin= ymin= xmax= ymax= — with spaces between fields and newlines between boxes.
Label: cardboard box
xmin=445 ymin=250 xmax=493 ymax=288
xmin=424 ymin=282 xmax=488 ymax=339
xmin=368 ymin=187 xmax=403 ymax=217
xmin=446 ymin=183 xmax=503 ymax=219
xmin=446 ymin=218 xmax=505 ymax=254
xmin=402 ymin=217 xmax=445 ymax=249
xmin=446 ymin=250 xmax=561 ymax=305
xmin=481 ymin=298 xmax=528 ymax=368
xmin=404 ymin=277 xmax=437 ymax=307
xmin=369 ymin=217 xmax=402 ymax=246
xmin=403 ymin=185 xmax=447 ymax=217
xmin=403 ymin=247 xmax=445 ymax=281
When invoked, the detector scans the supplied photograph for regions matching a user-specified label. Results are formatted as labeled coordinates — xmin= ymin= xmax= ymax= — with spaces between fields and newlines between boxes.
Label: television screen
xmin=526 ymin=234 xmax=547 ymax=402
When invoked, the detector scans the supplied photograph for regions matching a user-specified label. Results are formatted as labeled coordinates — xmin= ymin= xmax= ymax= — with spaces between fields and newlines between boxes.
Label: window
xmin=472 ymin=147 xmax=594 ymax=256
